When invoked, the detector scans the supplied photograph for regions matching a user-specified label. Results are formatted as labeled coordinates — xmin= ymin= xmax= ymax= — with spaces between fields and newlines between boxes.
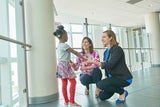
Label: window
xmin=72 ymin=34 xmax=83 ymax=48
xmin=71 ymin=24 xmax=83 ymax=32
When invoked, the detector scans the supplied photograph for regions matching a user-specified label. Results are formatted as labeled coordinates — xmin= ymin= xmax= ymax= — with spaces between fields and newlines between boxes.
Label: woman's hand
xmin=69 ymin=61 xmax=78 ymax=70
xmin=86 ymin=60 xmax=95 ymax=64
xmin=70 ymin=62 xmax=76 ymax=68
xmin=80 ymin=66 xmax=93 ymax=71
xmin=82 ymin=57 xmax=88 ymax=62
xmin=86 ymin=60 xmax=102 ymax=67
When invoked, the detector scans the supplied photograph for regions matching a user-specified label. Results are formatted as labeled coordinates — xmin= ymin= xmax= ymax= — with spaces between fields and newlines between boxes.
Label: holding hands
xmin=86 ymin=59 xmax=102 ymax=67
xmin=70 ymin=58 xmax=102 ymax=71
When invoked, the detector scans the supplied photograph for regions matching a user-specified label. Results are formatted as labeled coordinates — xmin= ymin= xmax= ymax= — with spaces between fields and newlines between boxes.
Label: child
xmin=53 ymin=25 xmax=86 ymax=106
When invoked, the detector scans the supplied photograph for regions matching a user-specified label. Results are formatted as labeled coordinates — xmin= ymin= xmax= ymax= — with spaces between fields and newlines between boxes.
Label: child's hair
xmin=53 ymin=25 xmax=67 ymax=38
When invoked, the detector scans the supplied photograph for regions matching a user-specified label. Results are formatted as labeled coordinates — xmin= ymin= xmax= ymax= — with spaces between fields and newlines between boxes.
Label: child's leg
xmin=61 ymin=79 xmax=69 ymax=103
xmin=68 ymin=78 xmax=76 ymax=103
xmin=68 ymin=79 xmax=81 ymax=106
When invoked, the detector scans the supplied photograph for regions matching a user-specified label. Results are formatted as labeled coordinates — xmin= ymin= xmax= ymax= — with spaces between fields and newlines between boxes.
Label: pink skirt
xmin=56 ymin=61 xmax=76 ymax=78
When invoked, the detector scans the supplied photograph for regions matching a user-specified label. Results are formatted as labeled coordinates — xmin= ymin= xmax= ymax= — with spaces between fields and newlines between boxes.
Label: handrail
xmin=0 ymin=35 xmax=32 ymax=48
xmin=72 ymin=47 xmax=152 ymax=50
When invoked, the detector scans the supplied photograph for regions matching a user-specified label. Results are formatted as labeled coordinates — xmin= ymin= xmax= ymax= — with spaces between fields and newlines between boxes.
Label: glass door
xmin=132 ymin=28 xmax=151 ymax=71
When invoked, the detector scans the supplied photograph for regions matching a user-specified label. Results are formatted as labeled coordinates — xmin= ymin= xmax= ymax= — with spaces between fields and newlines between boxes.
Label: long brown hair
xmin=81 ymin=37 xmax=93 ymax=54
xmin=103 ymin=30 xmax=119 ymax=46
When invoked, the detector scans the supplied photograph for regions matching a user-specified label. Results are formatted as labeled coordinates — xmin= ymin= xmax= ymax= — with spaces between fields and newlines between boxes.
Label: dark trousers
xmin=97 ymin=77 xmax=131 ymax=101
xmin=80 ymin=67 xmax=102 ymax=90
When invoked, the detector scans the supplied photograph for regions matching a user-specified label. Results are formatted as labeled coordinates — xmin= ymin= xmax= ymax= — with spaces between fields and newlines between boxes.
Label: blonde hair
xmin=103 ymin=30 xmax=119 ymax=46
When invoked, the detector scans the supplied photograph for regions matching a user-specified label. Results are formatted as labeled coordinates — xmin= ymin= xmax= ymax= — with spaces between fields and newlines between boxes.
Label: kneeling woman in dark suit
xmin=88 ymin=30 xmax=133 ymax=103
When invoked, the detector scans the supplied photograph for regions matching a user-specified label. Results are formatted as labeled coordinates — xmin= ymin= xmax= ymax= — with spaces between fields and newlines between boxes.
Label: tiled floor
xmin=29 ymin=67 xmax=160 ymax=107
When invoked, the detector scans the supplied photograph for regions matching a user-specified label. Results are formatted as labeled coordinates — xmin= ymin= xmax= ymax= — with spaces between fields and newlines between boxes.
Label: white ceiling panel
xmin=54 ymin=0 xmax=160 ymax=27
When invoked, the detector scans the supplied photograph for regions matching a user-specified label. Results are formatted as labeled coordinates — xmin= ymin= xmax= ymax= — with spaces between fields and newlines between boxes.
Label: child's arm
xmin=67 ymin=48 xmax=87 ymax=61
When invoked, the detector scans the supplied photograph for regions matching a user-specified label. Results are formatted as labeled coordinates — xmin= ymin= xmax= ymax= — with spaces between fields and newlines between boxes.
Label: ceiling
xmin=54 ymin=0 xmax=160 ymax=27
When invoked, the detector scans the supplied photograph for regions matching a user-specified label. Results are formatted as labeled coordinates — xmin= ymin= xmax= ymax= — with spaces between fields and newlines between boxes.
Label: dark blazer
xmin=101 ymin=45 xmax=133 ymax=80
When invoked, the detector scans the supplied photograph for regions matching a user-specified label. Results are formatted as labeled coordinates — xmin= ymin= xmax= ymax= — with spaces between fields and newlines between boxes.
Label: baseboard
xmin=29 ymin=92 xmax=59 ymax=105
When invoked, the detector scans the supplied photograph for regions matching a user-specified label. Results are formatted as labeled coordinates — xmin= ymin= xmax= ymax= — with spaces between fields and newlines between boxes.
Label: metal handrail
xmin=72 ymin=47 xmax=152 ymax=50
xmin=0 ymin=35 xmax=32 ymax=48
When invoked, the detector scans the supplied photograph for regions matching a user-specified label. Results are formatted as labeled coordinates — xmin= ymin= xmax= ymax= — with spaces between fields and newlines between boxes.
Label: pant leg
xmin=97 ymin=77 xmax=130 ymax=95
xmin=92 ymin=68 xmax=102 ymax=84
xmin=99 ymin=90 xmax=114 ymax=101
xmin=61 ymin=79 xmax=69 ymax=103
xmin=68 ymin=78 xmax=76 ymax=103
xmin=80 ymin=74 xmax=92 ymax=90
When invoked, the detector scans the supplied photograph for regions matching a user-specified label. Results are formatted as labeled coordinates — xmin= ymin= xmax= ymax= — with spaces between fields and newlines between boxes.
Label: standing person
xmin=53 ymin=25 xmax=86 ymax=106
xmin=72 ymin=37 xmax=102 ymax=97
xmin=87 ymin=30 xmax=133 ymax=103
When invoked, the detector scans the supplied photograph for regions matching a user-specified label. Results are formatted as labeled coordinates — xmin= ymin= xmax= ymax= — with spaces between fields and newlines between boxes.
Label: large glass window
xmin=72 ymin=34 xmax=83 ymax=48
xmin=11 ymin=62 xmax=18 ymax=99
xmin=71 ymin=24 xmax=83 ymax=32
xmin=9 ymin=2 xmax=16 ymax=39
xmin=0 ymin=0 xmax=27 ymax=106
xmin=0 ymin=65 xmax=1 ymax=105
xmin=55 ymin=22 xmax=151 ymax=72
xmin=129 ymin=28 xmax=151 ymax=71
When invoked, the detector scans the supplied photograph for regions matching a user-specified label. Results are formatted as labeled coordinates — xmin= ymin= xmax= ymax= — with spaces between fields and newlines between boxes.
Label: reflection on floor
xmin=29 ymin=67 xmax=160 ymax=107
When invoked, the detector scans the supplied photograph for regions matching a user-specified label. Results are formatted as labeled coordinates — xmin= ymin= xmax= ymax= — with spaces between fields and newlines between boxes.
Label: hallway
xmin=29 ymin=67 xmax=160 ymax=107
